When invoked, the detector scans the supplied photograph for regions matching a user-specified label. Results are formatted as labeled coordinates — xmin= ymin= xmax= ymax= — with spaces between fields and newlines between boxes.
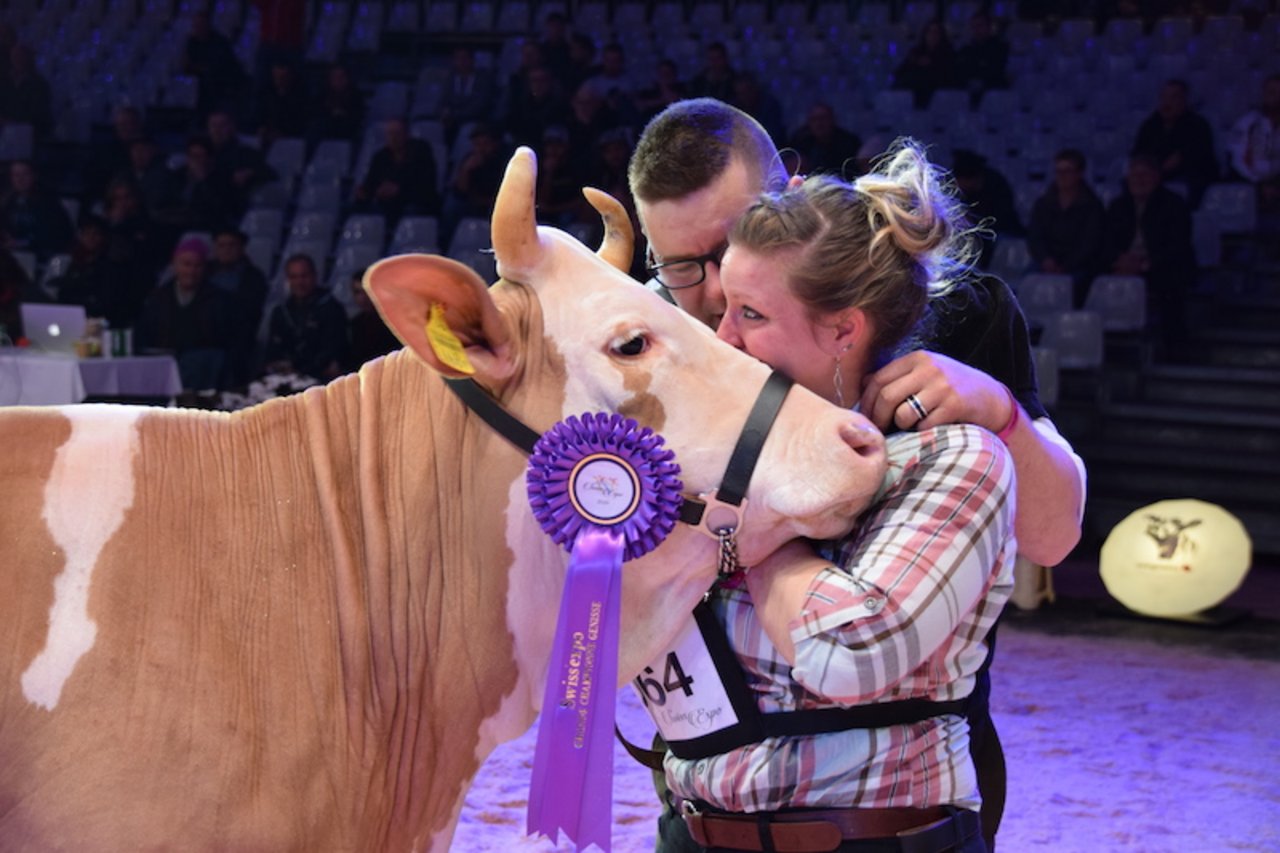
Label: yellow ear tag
xmin=425 ymin=303 xmax=476 ymax=375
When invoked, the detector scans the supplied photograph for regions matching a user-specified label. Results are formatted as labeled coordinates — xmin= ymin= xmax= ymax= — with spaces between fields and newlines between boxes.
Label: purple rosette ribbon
xmin=525 ymin=413 xmax=683 ymax=851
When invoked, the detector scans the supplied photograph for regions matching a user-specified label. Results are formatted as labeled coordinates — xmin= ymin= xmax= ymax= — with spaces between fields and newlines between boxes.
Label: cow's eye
xmin=612 ymin=334 xmax=649 ymax=357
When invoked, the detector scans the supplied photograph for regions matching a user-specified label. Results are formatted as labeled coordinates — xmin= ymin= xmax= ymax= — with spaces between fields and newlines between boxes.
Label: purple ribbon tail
xmin=527 ymin=527 xmax=624 ymax=851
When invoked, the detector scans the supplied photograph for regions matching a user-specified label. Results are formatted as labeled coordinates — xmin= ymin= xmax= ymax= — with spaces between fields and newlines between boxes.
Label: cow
xmin=0 ymin=148 xmax=888 ymax=851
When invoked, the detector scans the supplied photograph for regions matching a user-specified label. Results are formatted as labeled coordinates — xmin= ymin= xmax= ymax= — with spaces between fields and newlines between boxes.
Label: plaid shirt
xmin=665 ymin=424 xmax=1016 ymax=813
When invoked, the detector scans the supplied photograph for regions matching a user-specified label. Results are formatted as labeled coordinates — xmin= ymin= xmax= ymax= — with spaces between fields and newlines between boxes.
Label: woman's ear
xmin=830 ymin=307 xmax=867 ymax=355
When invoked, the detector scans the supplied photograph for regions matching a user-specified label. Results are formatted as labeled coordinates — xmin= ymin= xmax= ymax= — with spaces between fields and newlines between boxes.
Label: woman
xmin=651 ymin=143 xmax=1016 ymax=853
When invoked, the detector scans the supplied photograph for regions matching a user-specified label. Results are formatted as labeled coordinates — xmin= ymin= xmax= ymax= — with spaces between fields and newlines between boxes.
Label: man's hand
xmin=860 ymin=350 xmax=1013 ymax=433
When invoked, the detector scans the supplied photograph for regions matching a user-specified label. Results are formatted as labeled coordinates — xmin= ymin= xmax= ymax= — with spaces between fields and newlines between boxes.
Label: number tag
xmin=632 ymin=618 xmax=738 ymax=741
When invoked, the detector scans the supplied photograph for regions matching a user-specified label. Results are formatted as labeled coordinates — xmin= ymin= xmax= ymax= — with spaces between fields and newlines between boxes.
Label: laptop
xmin=20 ymin=303 xmax=88 ymax=355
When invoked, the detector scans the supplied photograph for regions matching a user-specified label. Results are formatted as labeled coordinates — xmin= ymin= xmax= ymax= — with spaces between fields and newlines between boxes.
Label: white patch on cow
xmin=22 ymin=405 xmax=142 ymax=711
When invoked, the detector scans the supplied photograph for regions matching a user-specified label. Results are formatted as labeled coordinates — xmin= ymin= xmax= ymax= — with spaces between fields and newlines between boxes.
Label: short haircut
xmin=628 ymin=98 xmax=786 ymax=204
xmin=285 ymin=253 xmax=316 ymax=273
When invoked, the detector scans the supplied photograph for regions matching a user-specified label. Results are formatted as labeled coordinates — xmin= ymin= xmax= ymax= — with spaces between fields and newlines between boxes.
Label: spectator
xmin=1028 ymin=148 xmax=1106 ymax=306
xmin=688 ymin=41 xmax=735 ymax=103
xmin=346 ymin=268 xmax=400 ymax=371
xmin=440 ymin=46 xmax=498 ymax=146
xmin=634 ymin=59 xmax=687 ymax=123
xmin=584 ymin=127 xmax=644 ymax=275
xmin=206 ymin=226 xmax=268 ymax=387
xmin=206 ymin=109 xmax=276 ymax=218
xmin=535 ymin=125 xmax=587 ymax=229
xmin=1 ymin=160 xmax=74 ymax=262
xmin=893 ymin=19 xmax=958 ymax=108
xmin=579 ymin=42 xmax=639 ymax=127
xmin=251 ymin=0 xmax=307 ymax=91
xmin=182 ymin=10 xmax=244 ymax=117
xmin=952 ymin=149 xmax=1024 ymax=268
xmin=134 ymin=237 xmax=234 ymax=390
xmin=1132 ymin=79 xmax=1219 ymax=208
xmin=504 ymin=63 xmax=572 ymax=150
xmin=957 ymin=11 xmax=1010 ymax=104
xmin=354 ymin=117 xmax=441 ymax=222
xmin=563 ymin=33 xmax=599 ymax=97
xmin=1228 ymin=73 xmax=1280 ymax=217
xmin=0 ymin=43 xmax=53 ymax=136
xmin=116 ymin=137 xmax=179 ymax=218
xmin=783 ymin=101 xmax=863 ymax=178
xmin=159 ymin=136 xmax=232 ymax=235
xmin=0 ymin=245 xmax=31 ymax=339
xmin=441 ymin=122 xmax=508 ymax=244
xmin=730 ymin=71 xmax=785 ymax=144
xmin=311 ymin=63 xmax=365 ymax=143
xmin=50 ymin=215 xmax=119 ymax=323
xmin=566 ymin=84 xmax=618 ymax=162
xmin=251 ymin=60 xmax=310 ymax=145
xmin=537 ymin=12 xmax=574 ymax=91
xmin=1104 ymin=153 xmax=1196 ymax=356
xmin=86 ymin=105 xmax=147 ymax=205
xmin=263 ymin=253 xmax=348 ymax=382
xmin=101 ymin=178 xmax=164 ymax=323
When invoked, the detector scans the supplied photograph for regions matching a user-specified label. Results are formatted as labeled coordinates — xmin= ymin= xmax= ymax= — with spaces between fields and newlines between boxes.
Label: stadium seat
xmin=1017 ymin=273 xmax=1074 ymax=330
xmin=1032 ymin=345 xmax=1059 ymax=408
xmin=1084 ymin=275 xmax=1147 ymax=332
xmin=338 ymin=214 xmax=387 ymax=250
xmin=1040 ymin=310 xmax=1104 ymax=369
xmin=446 ymin=216 xmax=496 ymax=280
xmin=390 ymin=215 xmax=441 ymax=254
xmin=1200 ymin=183 xmax=1257 ymax=235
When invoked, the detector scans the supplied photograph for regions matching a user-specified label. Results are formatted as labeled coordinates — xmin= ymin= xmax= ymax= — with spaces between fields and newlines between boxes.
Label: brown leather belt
xmin=680 ymin=800 xmax=981 ymax=853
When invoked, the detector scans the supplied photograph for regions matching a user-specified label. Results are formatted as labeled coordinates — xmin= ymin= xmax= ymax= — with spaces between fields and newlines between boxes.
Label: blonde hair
xmin=730 ymin=139 xmax=974 ymax=364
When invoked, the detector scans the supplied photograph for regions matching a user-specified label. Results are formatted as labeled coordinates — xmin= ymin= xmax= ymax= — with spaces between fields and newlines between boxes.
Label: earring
xmin=832 ymin=343 xmax=852 ymax=408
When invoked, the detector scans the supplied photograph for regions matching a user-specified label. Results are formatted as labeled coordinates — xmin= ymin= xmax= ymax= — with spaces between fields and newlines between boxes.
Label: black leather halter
xmin=444 ymin=370 xmax=793 ymax=539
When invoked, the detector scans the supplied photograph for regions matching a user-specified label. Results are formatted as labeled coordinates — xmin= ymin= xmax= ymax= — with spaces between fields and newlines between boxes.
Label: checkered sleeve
xmin=787 ymin=424 xmax=1016 ymax=705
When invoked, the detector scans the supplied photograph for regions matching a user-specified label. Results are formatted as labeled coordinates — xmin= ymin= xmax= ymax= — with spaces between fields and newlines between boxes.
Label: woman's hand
xmin=859 ymin=350 xmax=1013 ymax=434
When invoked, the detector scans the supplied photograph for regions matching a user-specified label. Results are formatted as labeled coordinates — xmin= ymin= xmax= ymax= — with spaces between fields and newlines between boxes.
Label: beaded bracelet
xmin=995 ymin=385 xmax=1021 ymax=444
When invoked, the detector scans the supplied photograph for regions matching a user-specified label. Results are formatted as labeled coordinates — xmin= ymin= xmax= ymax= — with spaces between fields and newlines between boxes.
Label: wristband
xmin=995 ymin=386 xmax=1020 ymax=444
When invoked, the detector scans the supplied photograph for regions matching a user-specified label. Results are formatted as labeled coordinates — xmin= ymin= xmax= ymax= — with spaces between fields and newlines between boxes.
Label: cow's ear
xmin=364 ymin=254 xmax=516 ymax=380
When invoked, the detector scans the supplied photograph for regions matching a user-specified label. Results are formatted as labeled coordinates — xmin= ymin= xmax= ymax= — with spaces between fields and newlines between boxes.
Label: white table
xmin=0 ymin=351 xmax=183 ymax=406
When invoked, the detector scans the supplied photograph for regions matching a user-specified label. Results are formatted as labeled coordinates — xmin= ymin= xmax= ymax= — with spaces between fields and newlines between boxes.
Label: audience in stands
xmin=250 ymin=0 xmax=307 ymax=91
xmin=956 ymin=11 xmax=1010 ymax=105
xmin=952 ymin=149 xmax=1024 ymax=268
xmin=206 ymin=226 xmax=268 ymax=387
xmin=783 ymin=102 xmax=863 ymax=179
xmin=440 ymin=46 xmax=498 ymax=146
xmin=101 ymin=178 xmax=164 ymax=321
xmin=688 ymin=42 xmax=735 ymax=103
xmin=51 ymin=215 xmax=119 ymax=323
xmin=1229 ymin=73 xmax=1280 ymax=217
xmin=441 ymin=122 xmax=508 ymax=245
xmin=160 ymin=136 xmax=232 ymax=236
xmin=354 ymin=117 xmax=441 ymax=223
xmin=730 ymin=71 xmax=785 ymax=145
xmin=182 ymin=10 xmax=244 ymax=118
xmin=1028 ymin=149 xmax=1107 ymax=307
xmin=581 ymin=42 xmax=640 ymax=128
xmin=0 ymin=43 xmax=53 ymax=138
xmin=534 ymin=125 xmax=587 ymax=229
xmin=1104 ymin=153 xmax=1196 ymax=357
xmin=634 ymin=59 xmax=687 ymax=123
xmin=119 ymin=137 xmax=178 ymax=219
xmin=252 ymin=60 xmax=310 ymax=146
xmin=206 ymin=110 xmax=276 ymax=218
xmin=134 ymin=237 xmax=233 ymax=390
xmin=86 ymin=106 xmax=146 ymax=206
xmin=536 ymin=12 xmax=574 ymax=92
xmin=346 ymin=267 xmax=400 ymax=371
xmin=893 ymin=19 xmax=958 ymax=108
xmin=1 ymin=160 xmax=73 ymax=262
xmin=1131 ymin=79 xmax=1219 ymax=209
xmin=311 ymin=63 xmax=366 ymax=144
xmin=504 ymin=63 xmax=572 ymax=150
xmin=263 ymin=253 xmax=348 ymax=382
xmin=563 ymin=33 xmax=600 ymax=97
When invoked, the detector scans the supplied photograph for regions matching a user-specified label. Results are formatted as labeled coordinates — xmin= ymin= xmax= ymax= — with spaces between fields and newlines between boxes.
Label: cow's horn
xmin=582 ymin=187 xmax=633 ymax=273
xmin=491 ymin=147 xmax=544 ymax=274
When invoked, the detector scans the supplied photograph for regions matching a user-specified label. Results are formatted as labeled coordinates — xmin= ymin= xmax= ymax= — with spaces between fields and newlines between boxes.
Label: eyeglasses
xmin=645 ymin=242 xmax=728 ymax=290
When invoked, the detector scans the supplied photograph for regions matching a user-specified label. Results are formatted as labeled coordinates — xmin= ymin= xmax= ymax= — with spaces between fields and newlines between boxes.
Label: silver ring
xmin=905 ymin=394 xmax=929 ymax=422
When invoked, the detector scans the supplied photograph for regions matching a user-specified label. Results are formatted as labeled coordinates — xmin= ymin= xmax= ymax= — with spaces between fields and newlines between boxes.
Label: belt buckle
xmin=680 ymin=798 xmax=702 ymax=817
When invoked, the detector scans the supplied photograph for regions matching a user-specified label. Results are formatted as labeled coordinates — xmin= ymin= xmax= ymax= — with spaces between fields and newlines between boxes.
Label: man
xmin=1104 ymin=153 xmax=1196 ymax=359
xmin=439 ymin=46 xmax=498 ymax=146
xmin=206 ymin=109 xmax=276 ymax=217
xmin=783 ymin=101 xmax=863 ymax=178
xmin=0 ymin=159 xmax=73 ymax=261
xmin=628 ymin=98 xmax=1086 ymax=851
xmin=354 ymin=117 xmax=441 ymax=222
xmin=206 ymin=227 xmax=268 ymax=386
xmin=1132 ymin=79 xmax=1219 ymax=209
xmin=1028 ymin=148 xmax=1106 ymax=307
xmin=263 ymin=253 xmax=348 ymax=382
xmin=134 ymin=237 xmax=233 ymax=391
xmin=1229 ymin=73 xmax=1280 ymax=217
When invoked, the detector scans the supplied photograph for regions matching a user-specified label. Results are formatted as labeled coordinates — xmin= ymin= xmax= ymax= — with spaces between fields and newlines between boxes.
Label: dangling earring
xmin=833 ymin=343 xmax=852 ymax=408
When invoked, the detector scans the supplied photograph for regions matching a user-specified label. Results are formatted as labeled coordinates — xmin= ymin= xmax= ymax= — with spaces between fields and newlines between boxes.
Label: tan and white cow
xmin=0 ymin=149 xmax=887 ymax=851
